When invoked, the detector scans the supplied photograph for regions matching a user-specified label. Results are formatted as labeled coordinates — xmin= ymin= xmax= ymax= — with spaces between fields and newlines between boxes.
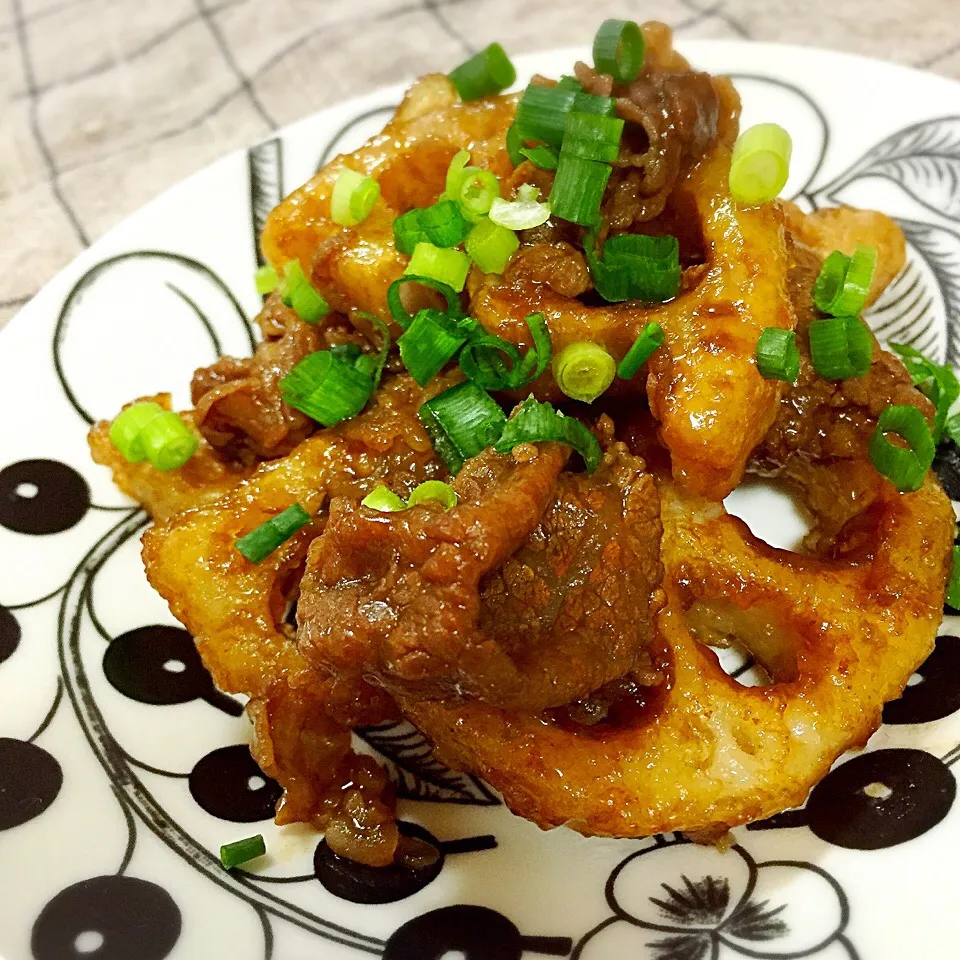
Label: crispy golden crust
xmin=402 ymin=469 xmax=953 ymax=836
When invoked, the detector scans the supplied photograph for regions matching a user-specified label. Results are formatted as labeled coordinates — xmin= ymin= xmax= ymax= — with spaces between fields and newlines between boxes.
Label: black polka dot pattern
xmin=314 ymin=821 xmax=445 ymax=904
xmin=884 ymin=636 xmax=960 ymax=725
xmin=31 ymin=875 xmax=181 ymax=960
xmin=0 ymin=605 xmax=20 ymax=664
xmin=0 ymin=737 xmax=62 ymax=830
xmin=383 ymin=905 xmax=524 ymax=960
xmin=0 ymin=459 xmax=90 ymax=535
xmin=189 ymin=745 xmax=282 ymax=822
xmin=806 ymin=748 xmax=955 ymax=849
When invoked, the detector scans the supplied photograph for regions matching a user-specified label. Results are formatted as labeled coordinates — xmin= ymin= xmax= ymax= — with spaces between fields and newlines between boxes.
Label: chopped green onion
xmin=280 ymin=351 xmax=373 ymax=426
xmin=505 ymin=124 xmax=525 ymax=167
xmin=406 ymin=242 xmax=471 ymax=292
xmin=549 ymin=154 xmax=611 ymax=226
xmin=515 ymin=83 xmax=579 ymax=148
xmin=556 ymin=75 xmax=582 ymax=92
xmin=444 ymin=150 xmax=472 ymax=201
xmin=393 ymin=209 xmax=428 ymax=254
xmin=869 ymin=404 xmax=936 ymax=492
xmin=139 ymin=411 xmax=199 ymax=472
xmin=398 ymin=308 xmax=471 ymax=386
xmin=808 ymin=316 xmax=872 ymax=380
xmin=561 ymin=112 xmax=624 ymax=164
xmin=255 ymin=264 xmax=279 ymax=295
xmin=220 ymin=835 xmax=266 ymax=870
xmin=947 ymin=546 xmax=960 ymax=610
xmin=109 ymin=401 xmax=166 ymax=463
xmin=592 ymin=19 xmax=645 ymax=83
xmin=361 ymin=485 xmax=408 ymax=512
xmin=419 ymin=381 xmax=507 ymax=473
xmin=448 ymin=42 xmax=516 ymax=100
xmin=618 ymin=323 xmax=665 ymax=379
xmin=457 ymin=169 xmax=500 ymax=222
xmin=359 ymin=313 xmax=392 ymax=389
xmin=889 ymin=342 xmax=960 ymax=443
xmin=235 ymin=504 xmax=312 ymax=564
xmin=729 ymin=123 xmax=792 ymax=206
xmin=586 ymin=232 xmax=682 ymax=303
xmin=459 ymin=312 xmax=551 ymax=390
xmin=488 ymin=195 xmax=551 ymax=231
xmin=331 ymin=167 xmax=380 ymax=227
xmin=465 ymin=217 xmax=520 ymax=274
xmin=494 ymin=396 xmax=601 ymax=472
xmin=387 ymin=275 xmax=462 ymax=328
xmin=553 ymin=342 xmax=616 ymax=403
xmin=755 ymin=328 xmax=800 ymax=383
xmin=519 ymin=144 xmax=559 ymax=169
xmin=280 ymin=260 xmax=330 ymax=323
xmin=420 ymin=199 xmax=472 ymax=248
xmin=573 ymin=91 xmax=617 ymax=117
xmin=811 ymin=245 xmax=878 ymax=317
xmin=407 ymin=480 xmax=458 ymax=510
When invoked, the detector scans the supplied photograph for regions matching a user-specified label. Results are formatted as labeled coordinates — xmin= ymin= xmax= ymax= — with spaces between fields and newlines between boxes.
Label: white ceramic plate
xmin=3 ymin=40 xmax=960 ymax=960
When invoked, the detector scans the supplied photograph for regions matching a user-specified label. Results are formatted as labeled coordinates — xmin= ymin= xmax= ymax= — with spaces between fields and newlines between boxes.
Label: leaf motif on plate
xmin=864 ymin=258 xmax=941 ymax=360
xmin=247 ymin=138 xmax=284 ymax=267
xmin=897 ymin=218 xmax=960 ymax=365
xmin=815 ymin=117 xmax=960 ymax=219
xmin=356 ymin=721 xmax=500 ymax=805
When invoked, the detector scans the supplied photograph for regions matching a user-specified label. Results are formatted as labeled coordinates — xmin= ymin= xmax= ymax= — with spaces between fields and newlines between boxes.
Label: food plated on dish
xmin=89 ymin=19 xmax=959 ymax=872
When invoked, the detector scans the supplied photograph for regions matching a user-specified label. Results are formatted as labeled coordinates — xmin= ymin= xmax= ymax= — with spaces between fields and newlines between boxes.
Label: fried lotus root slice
xmin=261 ymin=74 xmax=516 ymax=324
xmin=89 ymin=393 xmax=254 ymax=521
xmin=141 ymin=374 xmax=447 ymax=831
xmin=402 ymin=469 xmax=953 ymax=837
xmin=298 ymin=441 xmax=664 ymax=712
xmin=782 ymin=201 xmax=906 ymax=307
xmin=471 ymin=98 xmax=794 ymax=500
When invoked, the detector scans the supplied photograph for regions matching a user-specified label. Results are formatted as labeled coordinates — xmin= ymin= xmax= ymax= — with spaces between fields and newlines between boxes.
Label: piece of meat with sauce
xmin=296 ymin=434 xmax=664 ymax=713
xmin=190 ymin=294 xmax=371 ymax=463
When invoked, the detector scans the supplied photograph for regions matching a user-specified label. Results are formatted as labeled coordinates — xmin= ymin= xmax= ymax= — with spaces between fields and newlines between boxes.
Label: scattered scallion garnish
xmin=280 ymin=351 xmax=375 ymax=426
xmin=279 ymin=260 xmax=330 ymax=323
xmin=448 ymin=43 xmax=516 ymax=101
xmin=330 ymin=167 xmax=380 ymax=227
xmin=889 ymin=342 xmax=960 ymax=444
xmin=518 ymin=144 xmax=559 ymax=170
xmin=869 ymin=404 xmax=936 ymax=493
xmin=592 ymin=19 xmax=646 ymax=83
xmin=812 ymin=245 xmax=878 ymax=317
xmin=398 ymin=309 xmax=473 ymax=387
xmin=808 ymin=315 xmax=872 ymax=380
xmin=407 ymin=480 xmax=458 ymax=510
xmin=457 ymin=169 xmax=500 ymax=222
xmin=494 ymin=396 xmax=602 ymax=472
xmin=618 ymin=323 xmax=665 ymax=380
xmin=235 ymin=505 xmax=312 ymax=564
xmin=755 ymin=328 xmax=800 ymax=383
xmin=419 ymin=381 xmax=507 ymax=474
xmin=458 ymin=312 xmax=551 ymax=391
xmin=729 ymin=123 xmax=792 ymax=206
xmin=585 ymin=232 xmax=681 ymax=303
xmin=549 ymin=152 xmax=611 ymax=226
xmin=109 ymin=402 xmax=198 ymax=472
xmin=405 ymin=242 xmax=471 ymax=292
xmin=255 ymin=264 xmax=279 ymax=295
xmin=361 ymin=485 xmax=408 ymax=512
xmin=946 ymin=547 xmax=960 ymax=610
xmin=465 ymin=217 xmax=520 ymax=273
xmin=387 ymin=275 xmax=462 ymax=329
xmin=561 ymin=112 xmax=624 ymax=164
xmin=552 ymin=342 xmax=616 ymax=403
xmin=220 ymin=835 xmax=266 ymax=870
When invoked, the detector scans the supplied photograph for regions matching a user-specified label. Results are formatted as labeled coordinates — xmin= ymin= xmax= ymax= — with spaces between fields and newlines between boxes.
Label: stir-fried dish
xmin=90 ymin=21 xmax=960 ymax=870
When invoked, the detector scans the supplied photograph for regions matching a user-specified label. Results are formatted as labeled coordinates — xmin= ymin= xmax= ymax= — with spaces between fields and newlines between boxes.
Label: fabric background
xmin=2 ymin=0 xmax=958 ymax=329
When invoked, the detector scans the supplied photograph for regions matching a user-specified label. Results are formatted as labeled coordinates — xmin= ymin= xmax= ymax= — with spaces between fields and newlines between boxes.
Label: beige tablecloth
xmin=2 ymin=0 xmax=958 ymax=329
